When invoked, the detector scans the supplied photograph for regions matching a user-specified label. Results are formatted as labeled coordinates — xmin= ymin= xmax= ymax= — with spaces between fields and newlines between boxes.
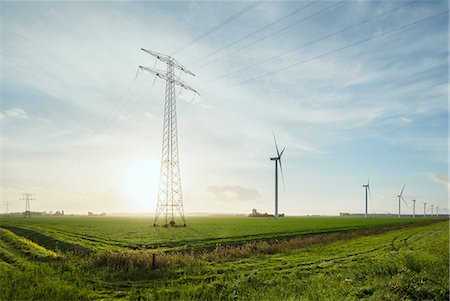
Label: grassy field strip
xmin=92 ymin=221 xmax=446 ymax=288
xmin=0 ymin=227 xmax=58 ymax=259
xmin=2 ymin=223 xmax=127 ymax=250
xmin=268 ymin=223 xmax=445 ymax=273
xmin=154 ymin=221 xmax=446 ymax=284
xmin=0 ymin=225 xmax=92 ymax=255
xmin=128 ymin=221 xmax=447 ymax=300
xmin=25 ymin=225 xmax=127 ymax=249
xmin=0 ymin=236 xmax=36 ymax=269
xmin=127 ymin=220 xmax=438 ymax=250
xmin=0 ymin=216 xmax=434 ymax=251
xmin=271 ymin=227 xmax=442 ymax=276
xmin=31 ymin=224 xmax=128 ymax=246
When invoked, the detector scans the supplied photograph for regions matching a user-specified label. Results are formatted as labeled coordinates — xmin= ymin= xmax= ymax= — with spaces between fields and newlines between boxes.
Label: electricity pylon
xmin=20 ymin=193 xmax=34 ymax=218
xmin=139 ymin=49 xmax=199 ymax=227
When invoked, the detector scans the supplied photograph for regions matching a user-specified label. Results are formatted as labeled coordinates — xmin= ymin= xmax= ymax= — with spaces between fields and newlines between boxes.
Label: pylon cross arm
xmin=139 ymin=66 xmax=199 ymax=95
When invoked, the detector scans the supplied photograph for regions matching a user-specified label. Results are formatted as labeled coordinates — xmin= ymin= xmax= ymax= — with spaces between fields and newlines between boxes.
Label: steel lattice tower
xmin=139 ymin=49 xmax=198 ymax=227
xmin=20 ymin=193 xmax=34 ymax=218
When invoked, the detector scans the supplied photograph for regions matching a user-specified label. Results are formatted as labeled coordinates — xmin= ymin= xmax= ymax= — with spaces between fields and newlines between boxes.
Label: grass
xmin=0 ymin=216 xmax=448 ymax=300
xmin=0 ymin=215 xmax=437 ymax=251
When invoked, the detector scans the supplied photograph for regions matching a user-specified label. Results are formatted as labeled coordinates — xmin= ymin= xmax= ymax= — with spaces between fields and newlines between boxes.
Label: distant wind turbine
xmin=411 ymin=199 xmax=416 ymax=218
xmin=396 ymin=184 xmax=407 ymax=218
xmin=270 ymin=133 xmax=285 ymax=219
xmin=423 ymin=202 xmax=427 ymax=217
xmin=362 ymin=180 xmax=370 ymax=218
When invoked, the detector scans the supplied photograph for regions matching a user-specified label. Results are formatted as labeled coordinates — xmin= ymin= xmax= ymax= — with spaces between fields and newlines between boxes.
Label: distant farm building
xmin=249 ymin=208 xmax=284 ymax=218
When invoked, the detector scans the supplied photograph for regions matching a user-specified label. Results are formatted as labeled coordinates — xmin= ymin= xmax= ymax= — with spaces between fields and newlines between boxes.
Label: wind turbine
xmin=362 ymin=180 xmax=370 ymax=218
xmin=411 ymin=199 xmax=416 ymax=218
xmin=423 ymin=202 xmax=427 ymax=217
xmin=396 ymin=184 xmax=407 ymax=218
xmin=431 ymin=204 xmax=434 ymax=216
xmin=270 ymin=134 xmax=285 ymax=219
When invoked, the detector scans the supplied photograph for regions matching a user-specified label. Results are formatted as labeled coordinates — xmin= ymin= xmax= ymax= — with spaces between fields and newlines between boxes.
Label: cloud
xmin=4 ymin=108 xmax=29 ymax=119
xmin=206 ymin=185 xmax=260 ymax=202
xmin=429 ymin=173 xmax=450 ymax=190
xmin=399 ymin=117 xmax=412 ymax=124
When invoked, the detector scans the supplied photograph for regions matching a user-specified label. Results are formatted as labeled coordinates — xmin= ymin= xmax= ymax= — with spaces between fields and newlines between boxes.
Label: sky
xmin=0 ymin=0 xmax=448 ymax=216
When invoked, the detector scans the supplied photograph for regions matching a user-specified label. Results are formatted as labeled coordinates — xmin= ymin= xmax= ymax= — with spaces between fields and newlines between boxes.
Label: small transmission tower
xmin=139 ymin=49 xmax=199 ymax=227
xmin=20 ymin=193 xmax=34 ymax=218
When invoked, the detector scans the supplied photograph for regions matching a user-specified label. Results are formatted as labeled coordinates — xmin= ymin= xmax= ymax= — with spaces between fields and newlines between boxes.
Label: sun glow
xmin=123 ymin=159 xmax=159 ymax=212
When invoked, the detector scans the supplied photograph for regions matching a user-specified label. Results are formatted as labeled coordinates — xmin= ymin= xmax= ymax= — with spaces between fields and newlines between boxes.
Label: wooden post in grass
xmin=152 ymin=253 xmax=156 ymax=269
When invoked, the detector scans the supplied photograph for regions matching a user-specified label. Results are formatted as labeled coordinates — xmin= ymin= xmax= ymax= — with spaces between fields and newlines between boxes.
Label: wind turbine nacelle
xmin=270 ymin=157 xmax=278 ymax=161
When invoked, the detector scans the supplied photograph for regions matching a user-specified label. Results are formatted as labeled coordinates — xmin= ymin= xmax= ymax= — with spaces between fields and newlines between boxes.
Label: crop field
xmin=0 ymin=216 xmax=448 ymax=300
xmin=0 ymin=216 xmax=438 ymax=251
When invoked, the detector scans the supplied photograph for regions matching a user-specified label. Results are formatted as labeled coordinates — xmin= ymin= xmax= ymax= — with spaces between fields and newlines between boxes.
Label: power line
xmin=171 ymin=1 xmax=263 ymax=56
xmin=197 ymin=0 xmax=421 ymax=89
xmin=187 ymin=1 xmax=316 ymax=66
xmin=194 ymin=1 xmax=343 ymax=70
xmin=52 ymin=84 xmax=163 ymax=190
xmin=48 ymin=2 xmax=343 ymax=188
xmin=49 ymin=75 xmax=144 ymax=189
xmin=203 ymin=10 xmax=448 ymax=97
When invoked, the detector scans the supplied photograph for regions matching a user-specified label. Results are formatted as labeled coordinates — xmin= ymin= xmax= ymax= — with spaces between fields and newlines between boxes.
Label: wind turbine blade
xmin=401 ymin=196 xmax=408 ymax=207
xmin=279 ymin=147 xmax=286 ymax=158
xmin=273 ymin=133 xmax=280 ymax=157
xmin=400 ymin=184 xmax=406 ymax=196
xmin=368 ymin=184 xmax=371 ymax=201
xmin=278 ymin=159 xmax=286 ymax=192
xmin=134 ymin=67 xmax=140 ymax=79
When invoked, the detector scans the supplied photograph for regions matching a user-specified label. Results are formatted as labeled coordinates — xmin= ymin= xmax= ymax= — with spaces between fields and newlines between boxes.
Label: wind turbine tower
xmin=436 ymin=206 xmax=439 ymax=216
xmin=139 ymin=49 xmax=199 ymax=227
xmin=396 ymin=185 xmax=407 ymax=218
xmin=412 ymin=199 xmax=416 ymax=218
xmin=362 ymin=180 xmax=370 ymax=218
xmin=270 ymin=134 xmax=285 ymax=219
xmin=431 ymin=204 xmax=434 ymax=216
xmin=423 ymin=202 xmax=427 ymax=217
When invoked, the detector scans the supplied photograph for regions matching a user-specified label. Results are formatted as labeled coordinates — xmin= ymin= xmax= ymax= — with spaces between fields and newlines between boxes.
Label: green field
xmin=0 ymin=216 xmax=439 ymax=251
xmin=0 ymin=216 xmax=448 ymax=300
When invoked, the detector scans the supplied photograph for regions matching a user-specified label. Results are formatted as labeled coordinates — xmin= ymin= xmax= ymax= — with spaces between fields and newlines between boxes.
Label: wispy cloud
xmin=4 ymin=107 xmax=29 ymax=119
xmin=429 ymin=173 xmax=450 ymax=190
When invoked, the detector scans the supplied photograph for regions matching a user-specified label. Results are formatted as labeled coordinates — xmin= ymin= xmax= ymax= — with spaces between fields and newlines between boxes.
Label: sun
xmin=123 ymin=159 xmax=159 ymax=212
